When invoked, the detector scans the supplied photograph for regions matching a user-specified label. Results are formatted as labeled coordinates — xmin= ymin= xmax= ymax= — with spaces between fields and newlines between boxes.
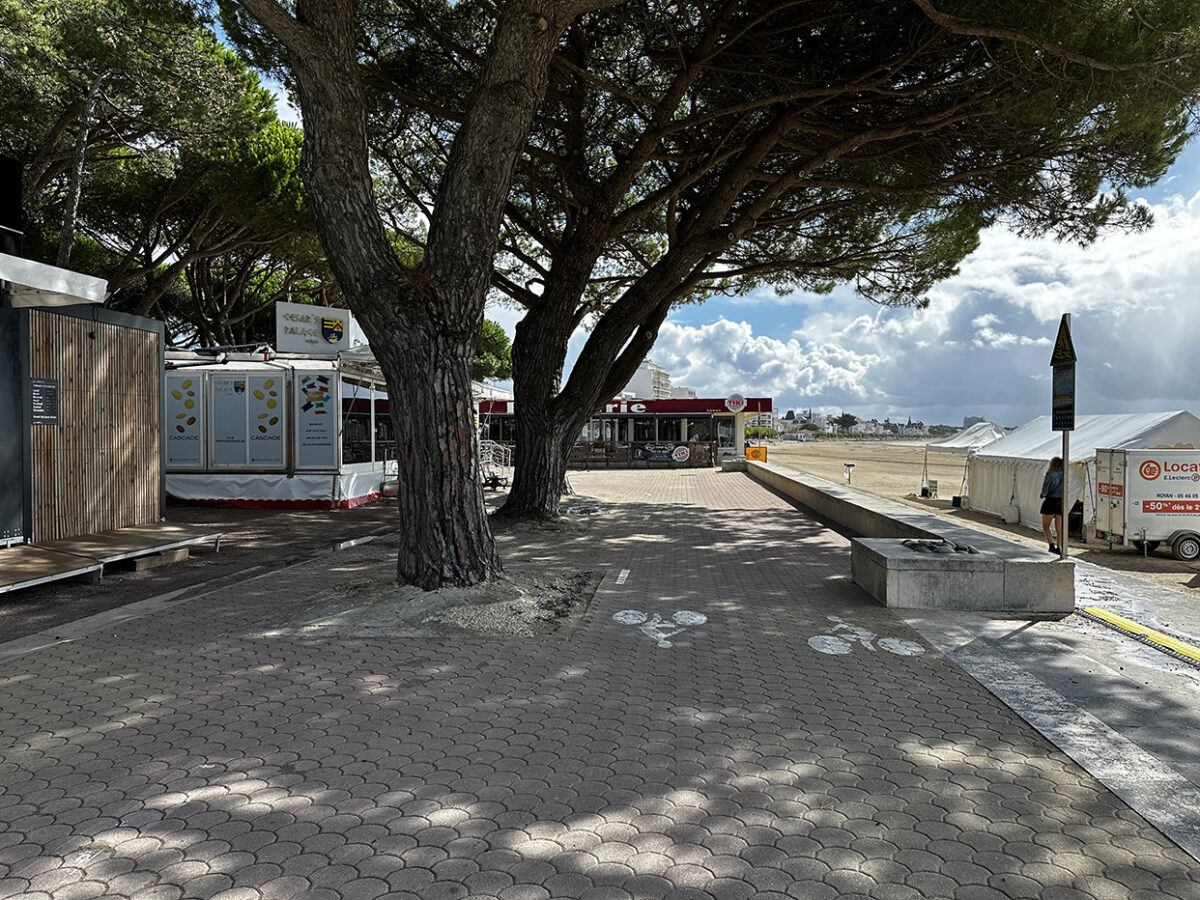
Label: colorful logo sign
xmin=1140 ymin=460 xmax=1162 ymax=481
xmin=725 ymin=392 xmax=747 ymax=413
xmin=299 ymin=374 xmax=331 ymax=414
xmin=233 ymin=380 xmax=246 ymax=395
xmin=672 ymin=445 xmax=691 ymax=462
xmin=321 ymin=317 xmax=345 ymax=344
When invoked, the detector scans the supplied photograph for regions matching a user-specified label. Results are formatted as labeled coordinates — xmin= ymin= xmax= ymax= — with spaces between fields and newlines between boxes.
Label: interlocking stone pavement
xmin=2 ymin=468 xmax=1199 ymax=899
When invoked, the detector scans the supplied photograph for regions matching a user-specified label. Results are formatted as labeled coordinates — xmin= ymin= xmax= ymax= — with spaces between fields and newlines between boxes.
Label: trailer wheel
xmin=1171 ymin=533 xmax=1200 ymax=562
xmin=1132 ymin=540 xmax=1161 ymax=553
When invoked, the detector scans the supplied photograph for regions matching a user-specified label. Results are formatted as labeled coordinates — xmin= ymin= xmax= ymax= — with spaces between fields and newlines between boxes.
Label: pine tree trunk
xmin=368 ymin=316 xmax=501 ymax=587
xmin=496 ymin=298 xmax=584 ymax=520
xmin=500 ymin=398 xmax=580 ymax=520
xmin=237 ymin=0 xmax=609 ymax=585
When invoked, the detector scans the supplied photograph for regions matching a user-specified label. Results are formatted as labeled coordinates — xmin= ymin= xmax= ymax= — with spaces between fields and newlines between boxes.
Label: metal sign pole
xmin=1050 ymin=312 xmax=1076 ymax=561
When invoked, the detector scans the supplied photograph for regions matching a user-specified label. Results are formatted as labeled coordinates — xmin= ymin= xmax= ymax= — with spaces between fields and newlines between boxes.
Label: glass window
xmin=658 ymin=417 xmax=681 ymax=441
xmin=374 ymin=409 xmax=395 ymax=461
xmin=485 ymin=417 xmax=517 ymax=443
xmin=633 ymin=417 xmax=656 ymax=441
xmin=716 ymin=416 xmax=735 ymax=446
xmin=342 ymin=414 xmax=372 ymax=463
xmin=687 ymin=417 xmax=712 ymax=441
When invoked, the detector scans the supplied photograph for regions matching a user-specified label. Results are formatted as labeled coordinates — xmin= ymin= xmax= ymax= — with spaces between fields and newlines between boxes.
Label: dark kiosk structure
xmin=0 ymin=301 xmax=165 ymax=546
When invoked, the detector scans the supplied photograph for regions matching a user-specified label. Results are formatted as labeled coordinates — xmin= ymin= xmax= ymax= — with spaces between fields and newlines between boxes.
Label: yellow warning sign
xmin=1050 ymin=314 xmax=1077 ymax=366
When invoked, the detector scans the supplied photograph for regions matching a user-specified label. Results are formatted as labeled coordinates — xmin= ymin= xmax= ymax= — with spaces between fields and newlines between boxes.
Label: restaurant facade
xmin=479 ymin=394 xmax=773 ymax=468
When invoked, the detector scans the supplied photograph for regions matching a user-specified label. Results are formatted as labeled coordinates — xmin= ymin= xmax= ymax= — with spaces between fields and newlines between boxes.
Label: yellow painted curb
xmin=1082 ymin=607 xmax=1200 ymax=666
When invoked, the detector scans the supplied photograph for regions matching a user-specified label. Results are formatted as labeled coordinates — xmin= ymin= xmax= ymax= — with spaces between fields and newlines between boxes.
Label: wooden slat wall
xmin=27 ymin=310 xmax=161 ymax=542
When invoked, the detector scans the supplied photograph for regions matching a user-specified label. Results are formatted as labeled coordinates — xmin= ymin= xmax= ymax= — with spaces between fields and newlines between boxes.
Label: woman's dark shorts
xmin=1040 ymin=496 xmax=1062 ymax=516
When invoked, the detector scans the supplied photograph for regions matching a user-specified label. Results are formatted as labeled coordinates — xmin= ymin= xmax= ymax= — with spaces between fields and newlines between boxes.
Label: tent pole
xmin=1060 ymin=431 xmax=1069 ymax=559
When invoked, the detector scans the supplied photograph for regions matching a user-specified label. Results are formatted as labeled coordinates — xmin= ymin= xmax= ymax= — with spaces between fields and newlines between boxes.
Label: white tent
xmin=928 ymin=421 xmax=1006 ymax=452
xmin=966 ymin=411 xmax=1200 ymax=531
xmin=921 ymin=421 xmax=1005 ymax=495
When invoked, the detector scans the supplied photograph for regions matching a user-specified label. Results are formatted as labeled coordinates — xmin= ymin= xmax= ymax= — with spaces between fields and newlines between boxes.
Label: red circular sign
xmin=1139 ymin=460 xmax=1161 ymax=481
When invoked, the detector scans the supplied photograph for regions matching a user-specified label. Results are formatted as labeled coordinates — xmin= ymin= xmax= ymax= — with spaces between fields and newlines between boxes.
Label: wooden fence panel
xmin=27 ymin=310 xmax=161 ymax=542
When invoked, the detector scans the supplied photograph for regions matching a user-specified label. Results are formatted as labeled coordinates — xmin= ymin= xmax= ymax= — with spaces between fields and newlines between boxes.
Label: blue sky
xmin=488 ymin=142 xmax=1200 ymax=428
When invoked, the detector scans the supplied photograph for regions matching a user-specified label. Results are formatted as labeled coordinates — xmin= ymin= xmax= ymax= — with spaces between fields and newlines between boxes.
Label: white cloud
xmin=484 ymin=186 xmax=1200 ymax=426
xmin=655 ymin=190 xmax=1200 ymax=426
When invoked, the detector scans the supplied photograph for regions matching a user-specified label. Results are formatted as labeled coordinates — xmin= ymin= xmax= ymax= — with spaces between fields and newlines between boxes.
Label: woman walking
xmin=1040 ymin=456 xmax=1065 ymax=554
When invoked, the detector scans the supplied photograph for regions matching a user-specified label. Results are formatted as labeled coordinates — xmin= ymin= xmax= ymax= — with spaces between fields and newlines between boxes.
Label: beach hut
xmin=921 ymin=421 xmax=1005 ymax=498
xmin=966 ymin=411 xmax=1200 ymax=532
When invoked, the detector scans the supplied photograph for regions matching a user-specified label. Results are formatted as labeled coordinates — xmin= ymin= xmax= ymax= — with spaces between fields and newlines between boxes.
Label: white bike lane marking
xmin=612 ymin=609 xmax=708 ymax=648
xmin=807 ymin=615 xmax=925 ymax=656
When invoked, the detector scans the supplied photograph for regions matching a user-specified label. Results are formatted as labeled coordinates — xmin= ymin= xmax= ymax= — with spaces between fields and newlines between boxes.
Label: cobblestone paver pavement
xmin=2 ymin=469 xmax=1199 ymax=899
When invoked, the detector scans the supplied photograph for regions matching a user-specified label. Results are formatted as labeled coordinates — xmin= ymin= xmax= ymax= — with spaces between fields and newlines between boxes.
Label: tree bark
xmin=363 ymin=295 xmax=499 ymax=588
xmin=499 ymin=295 xmax=584 ymax=519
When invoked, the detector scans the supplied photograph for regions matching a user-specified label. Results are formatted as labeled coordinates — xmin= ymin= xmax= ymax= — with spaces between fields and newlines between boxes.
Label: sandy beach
xmin=766 ymin=438 xmax=1200 ymax=594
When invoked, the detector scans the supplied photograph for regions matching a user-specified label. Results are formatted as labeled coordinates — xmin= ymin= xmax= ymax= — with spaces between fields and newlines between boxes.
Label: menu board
xmin=165 ymin=375 xmax=203 ymax=466
xmin=30 ymin=378 xmax=58 ymax=425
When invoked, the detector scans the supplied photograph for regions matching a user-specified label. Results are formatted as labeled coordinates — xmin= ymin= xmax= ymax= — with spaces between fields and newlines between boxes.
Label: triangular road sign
xmin=1050 ymin=314 xmax=1077 ymax=366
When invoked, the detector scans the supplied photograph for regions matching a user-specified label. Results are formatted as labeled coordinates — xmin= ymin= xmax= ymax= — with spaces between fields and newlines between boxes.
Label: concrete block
xmin=851 ymin=539 xmax=1073 ymax=613
xmin=132 ymin=547 xmax=190 ymax=571
xmin=1001 ymin=557 xmax=1075 ymax=613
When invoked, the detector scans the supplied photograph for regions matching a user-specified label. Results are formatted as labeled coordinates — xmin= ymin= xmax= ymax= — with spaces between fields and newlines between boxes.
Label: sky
xmin=486 ymin=142 xmax=1200 ymax=429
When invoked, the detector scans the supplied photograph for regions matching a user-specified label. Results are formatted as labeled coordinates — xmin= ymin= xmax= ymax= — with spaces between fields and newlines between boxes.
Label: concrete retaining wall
xmin=745 ymin=460 xmax=1074 ymax=612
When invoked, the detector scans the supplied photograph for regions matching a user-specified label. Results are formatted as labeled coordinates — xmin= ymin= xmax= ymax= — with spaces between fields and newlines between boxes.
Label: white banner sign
xmin=275 ymin=300 xmax=368 ymax=356
xmin=165 ymin=375 xmax=203 ymax=466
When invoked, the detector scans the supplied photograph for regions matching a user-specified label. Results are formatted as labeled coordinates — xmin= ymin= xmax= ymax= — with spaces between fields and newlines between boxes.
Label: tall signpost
xmin=1051 ymin=314 xmax=1077 ymax=560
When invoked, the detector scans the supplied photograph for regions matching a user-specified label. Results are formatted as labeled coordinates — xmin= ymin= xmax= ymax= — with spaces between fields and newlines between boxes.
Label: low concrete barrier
xmin=744 ymin=460 xmax=1074 ymax=612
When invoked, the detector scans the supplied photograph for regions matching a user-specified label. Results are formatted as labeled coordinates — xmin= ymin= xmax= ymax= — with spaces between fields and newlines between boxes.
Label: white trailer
xmin=1094 ymin=448 xmax=1200 ymax=560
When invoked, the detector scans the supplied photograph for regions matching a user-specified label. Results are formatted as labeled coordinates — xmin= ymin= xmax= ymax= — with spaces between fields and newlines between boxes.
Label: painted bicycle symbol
xmin=613 ymin=609 xmax=707 ymax=647
xmin=807 ymin=615 xmax=924 ymax=656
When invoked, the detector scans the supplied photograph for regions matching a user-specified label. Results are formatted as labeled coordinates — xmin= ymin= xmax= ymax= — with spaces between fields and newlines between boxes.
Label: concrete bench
xmin=745 ymin=460 xmax=1074 ymax=612
xmin=850 ymin=538 xmax=1073 ymax=612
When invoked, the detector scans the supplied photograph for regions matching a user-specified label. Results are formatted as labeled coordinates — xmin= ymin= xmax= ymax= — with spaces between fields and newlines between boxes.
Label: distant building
xmin=670 ymin=385 xmax=697 ymax=399
xmin=623 ymin=359 xmax=672 ymax=399
xmin=850 ymin=420 xmax=885 ymax=436
xmin=963 ymin=415 xmax=985 ymax=428
xmin=746 ymin=413 xmax=777 ymax=430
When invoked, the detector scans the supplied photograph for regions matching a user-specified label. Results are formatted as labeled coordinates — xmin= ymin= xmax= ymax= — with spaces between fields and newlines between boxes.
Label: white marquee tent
xmin=921 ymin=421 xmax=1006 ymax=496
xmin=966 ymin=411 xmax=1200 ymax=531
xmin=928 ymin=421 xmax=1007 ymax=452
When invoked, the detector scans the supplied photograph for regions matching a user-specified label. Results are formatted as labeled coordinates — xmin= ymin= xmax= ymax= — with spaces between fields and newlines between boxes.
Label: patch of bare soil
xmin=420 ymin=570 xmax=601 ymax=638
xmin=265 ymin=549 xmax=601 ymax=641
xmin=289 ymin=502 xmax=610 ymax=641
